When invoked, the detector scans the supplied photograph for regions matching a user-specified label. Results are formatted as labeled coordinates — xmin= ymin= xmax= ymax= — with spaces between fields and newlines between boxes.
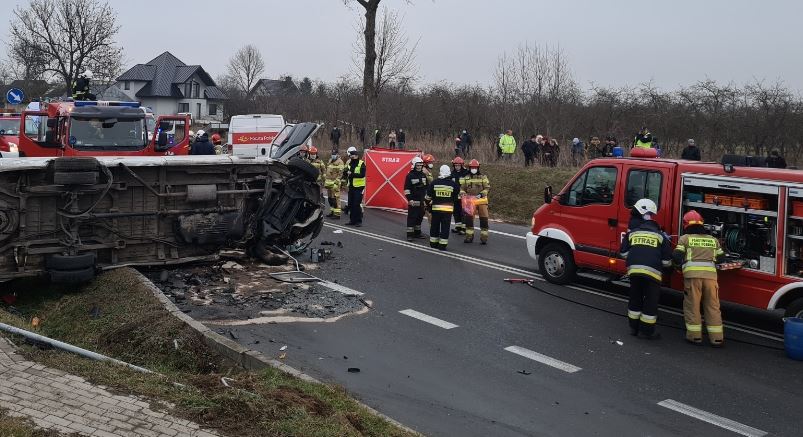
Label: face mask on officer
xmin=427 ymin=163 xmax=433 ymax=169
xmin=470 ymin=168 xmax=478 ymax=174
xmin=310 ymin=154 xmax=317 ymax=160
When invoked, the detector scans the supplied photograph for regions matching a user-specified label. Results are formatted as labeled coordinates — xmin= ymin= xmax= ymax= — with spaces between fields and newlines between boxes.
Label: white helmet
xmin=439 ymin=164 xmax=451 ymax=178
xmin=634 ymin=198 xmax=658 ymax=216
xmin=82 ymin=69 xmax=94 ymax=79
xmin=189 ymin=130 xmax=195 ymax=138
xmin=411 ymin=156 xmax=423 ymax=168
xmin=347 ymin=146 xmax=358 ymax=155
xmin=195 ymin=129 xmax=206 ymax=138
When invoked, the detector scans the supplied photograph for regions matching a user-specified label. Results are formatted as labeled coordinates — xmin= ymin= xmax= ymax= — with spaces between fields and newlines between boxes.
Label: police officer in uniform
xmin=619 ymin=199 xmax=672 ymax=339
xmin=427 ymin=165 xmax=459 ymax=250
xmin=673 ymin=210 xmax=725 ymax=347
xmin=343 ymin=147 xmax=366 ymax=226
xmin=404 ymin=156 xmax=428 ymax=241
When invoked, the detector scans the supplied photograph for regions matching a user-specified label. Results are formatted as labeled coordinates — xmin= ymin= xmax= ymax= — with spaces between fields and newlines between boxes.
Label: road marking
xmin=324 ymin=222 xmax=784 ymax=343
xmin=320 ymin=280 xmax=364 ymax=296
xmin=657 ymin=399 xmax=767 ymax=437
xmin=504 ymin=345 xmax=581 ymax=373
xmin=399 ymin=309 xmax=459 ymax=329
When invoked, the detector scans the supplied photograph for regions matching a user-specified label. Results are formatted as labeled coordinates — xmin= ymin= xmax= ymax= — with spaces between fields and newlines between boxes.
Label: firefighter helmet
xmin=683 ymin=210 xmax=704 ymax=228
xmin=347 ymin=146 xmax=358 ymax=154
xmin=411 ymin=156 xmax=424 ymax=168
xmin=211 ymin=133 xmax=221 ymax=145
xmin=452 ymin=156 xmax=464 ymax=165
xmin=81 ymin=69 xmax=94 ymax=79
xmin=634 ymin=198 xmax=658 ymax=216
xmin=308 ymin=146 xmax=318 ymax=154
xmin=468 ymin=159 xmax=480 ymax=168
xmin=423 ymin=154 xmax=435 ymax=164
xmin=299 ymin=145 xmax=309 ymax=152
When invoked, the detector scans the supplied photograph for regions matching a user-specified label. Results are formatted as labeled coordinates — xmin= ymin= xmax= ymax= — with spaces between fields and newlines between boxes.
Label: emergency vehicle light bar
xmin=0 ymin=113 xmax=21 ymax=117
xmin=74 ymin=101 xmax=141 ymax=108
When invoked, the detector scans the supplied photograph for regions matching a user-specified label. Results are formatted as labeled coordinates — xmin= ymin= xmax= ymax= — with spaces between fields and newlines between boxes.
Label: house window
xmin=209 ymin=104 xmax=217 ymax=116
xmin=184 ymin=83 xmax=191 ymax=97
xmin=192 ymin=82 xmax=200 ymax=99
xmin=124 ymin=81 xmax=130 ymax=90
xmin=178 ymin=103 xmax=189 ymax=113
xmin=196 ymin=103 xmax=201 ymax=119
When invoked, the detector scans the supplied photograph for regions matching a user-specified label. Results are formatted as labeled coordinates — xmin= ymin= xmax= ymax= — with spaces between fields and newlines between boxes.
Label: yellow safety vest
xmin=352 ymin=160 xmax=365 ymax=188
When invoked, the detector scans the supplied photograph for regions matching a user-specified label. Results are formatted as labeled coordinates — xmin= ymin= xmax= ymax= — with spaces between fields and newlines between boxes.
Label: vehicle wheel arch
xmin=534 ymin=227 xmax=576 ymax=255
xmin=771 ymin=284 xmax=803 ymax=317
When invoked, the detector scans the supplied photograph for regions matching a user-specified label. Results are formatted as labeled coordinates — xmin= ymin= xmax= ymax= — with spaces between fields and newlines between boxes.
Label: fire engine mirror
xmin=156 ymin=132 xmax=168 ymax=149
xmin=543 ymin=185 xmax=553 ymax=204
xmin=69 ymin=136 xmax=77 ymax=146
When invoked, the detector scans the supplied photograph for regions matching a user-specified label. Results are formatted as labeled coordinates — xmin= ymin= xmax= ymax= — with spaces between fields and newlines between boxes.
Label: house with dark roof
xmin=116 ymin=51 xmax=226 ymax=123
xmin=248 ymin=78 xmax=300 ymax=99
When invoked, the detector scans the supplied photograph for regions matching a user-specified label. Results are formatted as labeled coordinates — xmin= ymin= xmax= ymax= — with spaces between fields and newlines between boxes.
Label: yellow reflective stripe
xmin=430 ymin=237 xmax=439 ymax=243
xmin=439 ymin=238 xmax=449 ymax=244
xmin=688 ymin=237 xmax=717 ymax=248
xmin=706 ymin=325 xmax=724 ymax=333
xmin=639 ymin=314 xmax=657 ymax=324
xmin=683 ymin=266 xmax=717 ymax=273
xmin=686 ymin=324 xmax=702 ymax=332
xmin=432 ymin=205 xmax=454 ymax=212
xmin=628 ymin=268 xmax=662 ymax=281
xmin=628 ymin=310 xmax=641 ymax=320
xmin=675 ymin=245 xmax=686 ymax=252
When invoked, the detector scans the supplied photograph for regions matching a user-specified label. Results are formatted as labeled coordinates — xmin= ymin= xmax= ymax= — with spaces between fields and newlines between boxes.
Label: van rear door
xmin=230 ymin=114 xmax=284 ymax=158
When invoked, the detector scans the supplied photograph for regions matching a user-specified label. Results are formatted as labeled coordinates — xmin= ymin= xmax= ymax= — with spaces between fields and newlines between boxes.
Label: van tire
xmin=538 ymin=242 xmax=576 ymax=285
xmin=46 ymin=253 xmax=96 ymax=271
xmin=53 ymin=171 xmax=99 ymax=185
xmin=49 ymin=266 xmax=96 ymax=284
xmin=784 ymin=297 xmax=803 ymax=318
xmin=53 ymin=157 xmax=100 ymax=172
xmin=287 ymin=157 xmax=319 ymax=182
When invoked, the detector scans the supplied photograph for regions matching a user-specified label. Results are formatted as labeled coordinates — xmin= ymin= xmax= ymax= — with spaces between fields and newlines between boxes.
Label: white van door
xmin=230 ymin=114 xmax=285 ymax=158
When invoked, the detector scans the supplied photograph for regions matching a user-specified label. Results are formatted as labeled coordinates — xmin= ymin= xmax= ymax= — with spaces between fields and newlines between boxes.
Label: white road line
xmin=657 ymin=399 xmax=767 ymax=437
xmin=320 ymin=280 xmax=364 ymax=296
xmin=399 ymin=309 xmax=459 ymax=329
xmin=504 ymin=345 xmax=581 ymax=373
xmin=324 ymin=222 xmax=785 ymax=342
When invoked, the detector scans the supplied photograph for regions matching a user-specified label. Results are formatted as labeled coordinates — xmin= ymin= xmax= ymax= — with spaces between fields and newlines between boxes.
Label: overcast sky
xmin=2 ymin=0 xmax=802 ymax=92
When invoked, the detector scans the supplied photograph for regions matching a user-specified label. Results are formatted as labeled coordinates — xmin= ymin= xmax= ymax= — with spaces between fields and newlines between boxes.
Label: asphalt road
xmin=228 ymin=208 xmax=802 ymax=437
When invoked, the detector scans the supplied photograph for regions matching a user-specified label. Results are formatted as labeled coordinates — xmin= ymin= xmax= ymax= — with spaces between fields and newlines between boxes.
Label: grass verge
xmin=0 ymin=409 xmax=63 ymax=437
xmin=0 ymin=269 xmax=415 ymax=437
xmin=481 ymin=163 xmax=577 ymax=224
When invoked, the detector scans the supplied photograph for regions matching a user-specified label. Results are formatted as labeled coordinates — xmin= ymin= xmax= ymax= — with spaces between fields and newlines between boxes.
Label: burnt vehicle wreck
xmin=0 ymin=122 xmax=324 ymax=282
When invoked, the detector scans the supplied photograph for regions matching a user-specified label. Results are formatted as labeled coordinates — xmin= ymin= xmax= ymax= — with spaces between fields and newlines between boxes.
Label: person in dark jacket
xmin=404 ymin=156 xmax=428 ymax=241
xmin=397 ymin=129 xmax=406 ymax=149
xmin=459 ymin=130 xmax=473 ymax=157
xmin=330 ymin=127 xmax=341 ymax=147
xmin=427 ymin=165 xmax=460 ymax=250
xmin=190 ymin=131 xmax=215 ymax=155
xmin=343 ymin=147 xmax=366 ymax=226
xmin=522 ymin=135 xmax=538 ymax=167
xmin=449 ymin=156 xmax=469 ymax=234
xmin=766 ymin=149 xmax=787 ymax=169
xmin=681 ymin=139 xmax=701 ymax=161
xmin=619 ymin=198 xmax=673 ymax=340
xmin=602 ymin=136 xmax=617 ymax=157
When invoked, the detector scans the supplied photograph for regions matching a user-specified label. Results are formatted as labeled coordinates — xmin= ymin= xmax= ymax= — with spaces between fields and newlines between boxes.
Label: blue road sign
xmin=6 ymin=88 xmax=24 ymax=105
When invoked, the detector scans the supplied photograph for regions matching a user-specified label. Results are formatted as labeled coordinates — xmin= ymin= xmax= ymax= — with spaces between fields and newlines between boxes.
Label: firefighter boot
xmin=479 ymin=218 xmax=489 ymax=245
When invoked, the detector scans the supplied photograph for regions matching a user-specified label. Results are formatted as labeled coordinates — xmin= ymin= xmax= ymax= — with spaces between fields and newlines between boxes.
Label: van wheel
xmin=784 ymin=297 xmax=803 ymax=318
xmin=538 ymin=242 xmax=576 ymax=285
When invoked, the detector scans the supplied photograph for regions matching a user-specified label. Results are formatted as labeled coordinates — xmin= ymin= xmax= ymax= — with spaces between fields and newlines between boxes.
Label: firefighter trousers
xmin=406 ymin=203 xmax=425 ymax=238
xmin=683 ymin=278 xmax=724 ymax=345
xmin=326 ymin=185 xmax=341 ymax=217
xmin=464 ymin=204 xmax=489 ymax=243
xmin=627 ymin=275 xmax=660 ymax=336
xmin=429 ymin=211 xmax=451 ymax=250
xmin=452 ymin=200 xmax=464 ymax=233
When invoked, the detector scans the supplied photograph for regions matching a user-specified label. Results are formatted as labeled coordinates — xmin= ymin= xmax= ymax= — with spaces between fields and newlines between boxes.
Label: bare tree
xmin=226 ymin=44 xmax=266 ymax=96
xmin=8 ymin=0 xmax=122 ymax=90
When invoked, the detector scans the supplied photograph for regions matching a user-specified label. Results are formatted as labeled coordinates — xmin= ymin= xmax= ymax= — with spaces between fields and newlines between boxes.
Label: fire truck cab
xmin=0 ymin=112 xmax=21 ymax=157
xmin=17 ymin=101 xmax=190 ymax=157
xmin=527 ymin=157 xmax=803 ymax=318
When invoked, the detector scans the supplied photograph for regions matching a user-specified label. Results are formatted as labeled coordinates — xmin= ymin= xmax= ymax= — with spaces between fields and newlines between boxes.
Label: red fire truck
xmin=17 ymin=100 xmax=190 ymax=157
xmin=527 ymin=156 xmax=803 ymax=317
xmin=0 ymin=112 xmax=21 ymax=157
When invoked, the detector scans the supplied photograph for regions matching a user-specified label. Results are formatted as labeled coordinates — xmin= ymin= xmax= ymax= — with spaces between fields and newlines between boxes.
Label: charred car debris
xmin=0 ymin=122 xmax=325 ymax=283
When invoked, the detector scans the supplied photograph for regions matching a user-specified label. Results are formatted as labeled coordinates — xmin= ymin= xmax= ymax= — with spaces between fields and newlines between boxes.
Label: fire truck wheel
xmin=52 ymin=157 xmax=100 ymax=172
xmin=53 ymin=171 xmax=99 ymax=185
xmin=538 ymin=242 xmax=576 ymax=285
xmin=784 ymin=297 xmax=803 ymax=318
xmin=287 ymin=157 xmax=320 ymax=182
xmin=46 ymin=253 xmax=96 ymax=271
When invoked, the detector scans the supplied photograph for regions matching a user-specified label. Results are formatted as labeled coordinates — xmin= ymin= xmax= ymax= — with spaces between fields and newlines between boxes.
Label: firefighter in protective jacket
xmin=324 ymin=153 xmax=345 ymax=219
xmin=673 ymin=210 xmax=725 ymax=347
xmin=460 ymin=159 xmax=491 ymax=244
xmin=427 ymin=165 xmax=459 ymax=250
xmin=404 ymin=156 xmax=428 ymax=241
xmin=450 ymin=157 xmax=469 ymax=235
xmin=619 ymin=198 xmax=672 ymax=339
xmin=307 ymin=146 xmax=327 ymax=187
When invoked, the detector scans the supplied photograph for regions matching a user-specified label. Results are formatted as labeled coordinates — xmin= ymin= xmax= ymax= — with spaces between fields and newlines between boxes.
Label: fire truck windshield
xmin=0 ymin=119 xmax=19 ymax=135
xmin=70 ymin=117 xmax=147 ymax=149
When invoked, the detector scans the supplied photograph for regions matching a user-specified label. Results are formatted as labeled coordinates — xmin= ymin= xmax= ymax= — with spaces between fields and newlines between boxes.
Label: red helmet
xmin=452 ymin=156 xmax=464 ymax=165
xmin=211 ymin=133 xmax=222 ymax=145
xmin=308 ymin=146 xmax=318 ymax=154
xmin=683 ymin=210 xmax=704 ymax=228
xmin=468 ymin=159 xmax=480 ymax=168
xmin=423 ymin=154 xmax=435 ymax=164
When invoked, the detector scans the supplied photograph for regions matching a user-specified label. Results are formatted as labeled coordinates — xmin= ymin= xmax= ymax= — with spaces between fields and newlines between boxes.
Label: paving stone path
xmin=0 ymin=335 xmax=219 ymax=437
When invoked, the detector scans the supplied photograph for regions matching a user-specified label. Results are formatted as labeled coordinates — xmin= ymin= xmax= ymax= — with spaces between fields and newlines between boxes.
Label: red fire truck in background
xmin=17 ymin=100 xmax=190 ymax=157
xmin=0 ymin=112 xmax=21 ymax=157
xmin=527 ymin=156 xmax=803 ymax=318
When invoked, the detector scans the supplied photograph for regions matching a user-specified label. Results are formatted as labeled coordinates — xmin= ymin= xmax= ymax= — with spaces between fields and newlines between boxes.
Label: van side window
xmin=564 ymin=166 xmax=617 ymax=206
xmin=625 ymin=169 xmax=663 ymax=207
